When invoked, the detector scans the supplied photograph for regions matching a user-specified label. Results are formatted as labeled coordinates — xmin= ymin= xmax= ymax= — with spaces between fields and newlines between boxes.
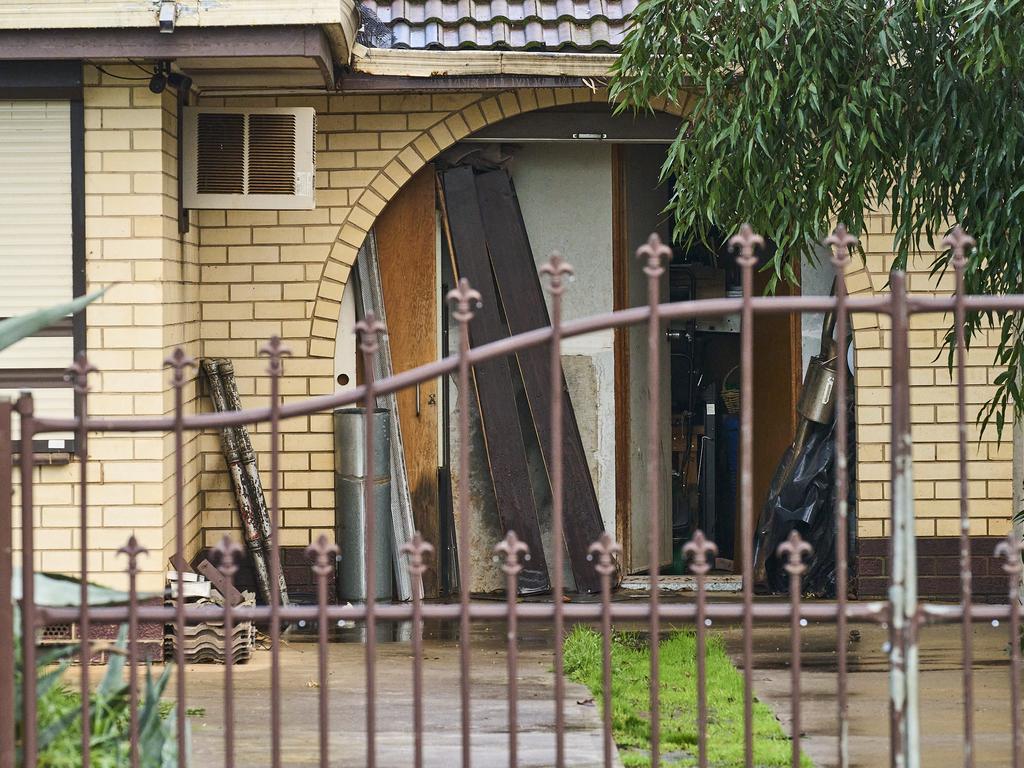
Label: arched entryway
xmin=322 ymin=93 xmax=878 ymax=596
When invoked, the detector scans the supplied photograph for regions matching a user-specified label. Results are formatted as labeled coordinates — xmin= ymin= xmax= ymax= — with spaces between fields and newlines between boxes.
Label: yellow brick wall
xmin=12 ymin=65 xmax=201 ymax=592
xmin=158 ymin=85 xmax=203 ymax=572
xmin=16 ymin=79 xmax=1013 ymax=592
xmin=849 ymin=217 xmax=1013 ymax=539
xmin=193 ymin=86 xmax=1012 ymax=551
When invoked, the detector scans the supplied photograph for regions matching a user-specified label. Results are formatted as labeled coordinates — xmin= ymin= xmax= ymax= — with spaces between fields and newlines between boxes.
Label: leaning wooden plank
xmin=475 ymin=169 xmax=605 ymax=593
xmin=354 ymin=230 xmax=416 ymax=602
xmin=214 ymin=359 xmax=291 ymax=607
xmin=439 ymin=165 xmax=551 ymax=594
xmin=195 ymin=559 xmax=244 ymax=607
xmin=200 ymin=359 xmax=278 ymax=606
xmin=374 ymin=167 xmax=441 ymax=599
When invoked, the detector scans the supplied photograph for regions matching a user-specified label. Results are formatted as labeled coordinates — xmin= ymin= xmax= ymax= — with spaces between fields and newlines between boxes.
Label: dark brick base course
xmin=856 ymin=536 xmax=1010 ymax=603
xmin=38 ymin=597 xmax=163 ymax=662
xmin=191 ymin=546 xmax=337 ymax=606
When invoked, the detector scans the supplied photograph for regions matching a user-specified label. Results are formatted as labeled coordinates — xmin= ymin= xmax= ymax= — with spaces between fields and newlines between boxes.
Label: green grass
xmin=563 ymin=627 xmax=812 ymax=767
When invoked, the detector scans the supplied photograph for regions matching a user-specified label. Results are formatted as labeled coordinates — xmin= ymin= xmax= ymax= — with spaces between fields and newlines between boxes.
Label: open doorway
xmin=613 ymin=145 xmax=802 ymax=576
xmin=337 ymin=107 xmax=805 ymax=596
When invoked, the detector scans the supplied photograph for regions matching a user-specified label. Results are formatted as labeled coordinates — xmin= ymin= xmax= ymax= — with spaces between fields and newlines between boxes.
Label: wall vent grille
xmin=184 ymin=107 xmax=315 ymax=210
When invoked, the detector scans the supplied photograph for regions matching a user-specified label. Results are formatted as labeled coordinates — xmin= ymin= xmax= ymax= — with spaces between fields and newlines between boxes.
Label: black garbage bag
xmin=754 ymin=397 xmax=856 ymax=598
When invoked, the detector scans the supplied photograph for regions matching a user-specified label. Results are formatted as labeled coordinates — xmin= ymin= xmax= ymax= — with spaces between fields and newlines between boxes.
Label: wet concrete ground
xmin=153 ymin=598 xmax=1019 ymax=767
xmin=723 ymin=618 xmax=1021 ymax=768
xmin=174 ymin=620 xmax=616 ymax=767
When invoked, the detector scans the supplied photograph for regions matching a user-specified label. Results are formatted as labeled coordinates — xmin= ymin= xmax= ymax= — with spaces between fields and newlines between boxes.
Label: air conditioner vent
xmin=248 ymin=113 xmax=296 ymax=195
xmin=196 ymin=113 xmax=245 ymax=195
xmin=184 ymin=107 xmax=315 ymax=210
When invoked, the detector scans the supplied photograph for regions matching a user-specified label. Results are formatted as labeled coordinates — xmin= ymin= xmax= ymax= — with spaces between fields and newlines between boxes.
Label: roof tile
xmin=358 ymin=0 xmax=636 ymax=50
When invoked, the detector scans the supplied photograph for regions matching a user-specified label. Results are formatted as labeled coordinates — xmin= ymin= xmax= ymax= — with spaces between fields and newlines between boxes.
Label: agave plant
xmin=8 ymin=289 xmax=188 ymax=765
xmin=0 ymin=287 xmax=106 ymax=355
xmin=12 ymin=573 xmax=185 ymax=767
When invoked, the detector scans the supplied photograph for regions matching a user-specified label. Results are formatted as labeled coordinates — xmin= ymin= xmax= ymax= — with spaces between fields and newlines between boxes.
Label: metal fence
xmin=0 ymin=224 xmax=1022 ymax=768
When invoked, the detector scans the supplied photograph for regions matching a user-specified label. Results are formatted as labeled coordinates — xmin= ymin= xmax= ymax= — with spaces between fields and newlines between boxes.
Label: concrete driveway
xmin=176 ymin=620 xmax=617 ymax=767
xmin=159 ymin=601 xmax=1019 ymax=767
xmin=720 ymin=618 xmax=1020 ymax=767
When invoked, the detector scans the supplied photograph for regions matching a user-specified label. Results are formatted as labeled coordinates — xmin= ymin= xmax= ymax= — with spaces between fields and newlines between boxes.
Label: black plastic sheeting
xmin=754 ymin=396 xmax=857 ymax=598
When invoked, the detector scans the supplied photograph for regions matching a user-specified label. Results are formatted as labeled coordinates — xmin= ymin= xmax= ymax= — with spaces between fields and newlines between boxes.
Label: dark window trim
xmin=1 ymin=61 xmax=85 ymax=455
xmin=70 ymin=95 xmax=86 ymax=365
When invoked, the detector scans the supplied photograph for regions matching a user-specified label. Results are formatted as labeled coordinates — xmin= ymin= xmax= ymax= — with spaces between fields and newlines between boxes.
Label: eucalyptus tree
xmin=611 ymin=1 xmax=1024 ymax=529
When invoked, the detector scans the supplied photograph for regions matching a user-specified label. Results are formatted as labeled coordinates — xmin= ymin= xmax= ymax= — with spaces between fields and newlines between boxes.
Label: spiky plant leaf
xmin=0 ymin=287 xmax=107 ymax=354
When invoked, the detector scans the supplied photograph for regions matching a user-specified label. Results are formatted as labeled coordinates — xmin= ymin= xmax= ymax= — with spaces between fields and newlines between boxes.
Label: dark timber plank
xmin=439 ymin=166 xmax=551 ymax=594
xmin=475 ymin=169 xmax=605 ymax=594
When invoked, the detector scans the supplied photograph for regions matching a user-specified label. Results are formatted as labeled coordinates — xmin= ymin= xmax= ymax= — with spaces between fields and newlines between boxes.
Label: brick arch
xmin=307 ymin=87 xmax=687 ymax=358
xmin=846 ymin=256 xmax=884 ymax=357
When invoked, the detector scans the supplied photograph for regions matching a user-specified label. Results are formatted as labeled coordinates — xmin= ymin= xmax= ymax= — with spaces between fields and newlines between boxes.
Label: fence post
xmin=888 ymin=271 xmax=919 ymax=768
xmin=0 ymin=399 xmax=13 ymax=768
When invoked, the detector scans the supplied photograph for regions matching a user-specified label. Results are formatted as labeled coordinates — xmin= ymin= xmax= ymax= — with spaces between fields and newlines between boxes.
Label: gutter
xmin=349 ymin=43 xmax=619 ymax=79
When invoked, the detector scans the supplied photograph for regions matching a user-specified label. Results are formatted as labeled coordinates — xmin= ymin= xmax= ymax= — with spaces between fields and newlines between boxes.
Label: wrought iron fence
xmin=0 ymin=224 xmax=1021 ymax=768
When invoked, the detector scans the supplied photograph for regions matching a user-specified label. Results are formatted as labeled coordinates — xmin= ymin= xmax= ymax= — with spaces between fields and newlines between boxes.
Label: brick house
xmin=0 ymin=0 xmax=1010 ymax=601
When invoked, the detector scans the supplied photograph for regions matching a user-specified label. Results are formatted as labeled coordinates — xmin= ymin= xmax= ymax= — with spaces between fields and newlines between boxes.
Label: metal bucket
xmin=334 ymin=407 xmax=393 ymax=602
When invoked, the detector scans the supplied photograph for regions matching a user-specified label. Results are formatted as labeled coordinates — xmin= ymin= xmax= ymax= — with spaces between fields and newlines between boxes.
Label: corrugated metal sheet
xmin=358 ymin=0 xmax=637 ymax=50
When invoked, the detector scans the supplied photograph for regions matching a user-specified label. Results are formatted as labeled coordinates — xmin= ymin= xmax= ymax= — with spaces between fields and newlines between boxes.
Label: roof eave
xmin=350 ymin=44 xmax=619 ymax=79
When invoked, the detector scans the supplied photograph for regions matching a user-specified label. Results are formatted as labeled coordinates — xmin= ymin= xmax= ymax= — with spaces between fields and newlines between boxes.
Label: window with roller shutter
xmin=0 ymin=90 xmax=84 ymax=452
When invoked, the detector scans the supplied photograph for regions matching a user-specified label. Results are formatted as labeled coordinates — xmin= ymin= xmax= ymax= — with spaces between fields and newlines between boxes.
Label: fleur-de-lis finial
xmin=402 ymin=532 xmax=435 ymax=577
xmin=825 ymin=224 xmax=858 ymax=269
xmin=354 ymin=312 xmax=386 ymax=356
xmin=65 ymin=351 xmax=98 ymax=394
xmin=588 ymin=531 xmax=621 ymax=577
xmin=995 ymin=532 xmax=1024 ymax=577
xmin=494 ymin=530 xmax=530 ymax=576
xmin=777 ymin=529 xmax=813 ymax=576
xmin=540 ymin=251 xmax=575 ymax=296
xmin=306 ymin=534 xmax=339 ymax=578
xmin=728 ymin=223 xmax=765 ymax=269
xmin=635 ymin=232 xmax=672 ymax=279
xmin=446 ymin=278 xmax=482 ymax=324
xmin=212 ymin=535 xmax=245 ymax=579
xmin=259 ymin=335 xmax=292 ymax=376
xmin=117 ymin=535 xmax=149 ymax=570
xmin=163 ymin=347 xmax=196 ymax=386
xmin=943 ymin=225 xmax=975 ymax=272
xmin=683 ymin=530 xmax=718 ymax=577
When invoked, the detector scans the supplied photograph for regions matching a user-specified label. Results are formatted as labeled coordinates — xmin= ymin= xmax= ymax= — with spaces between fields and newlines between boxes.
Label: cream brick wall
xmin=849 ymin=217 xmax=1013 ymax=539
xmin=194 ymin=86 xmax=1012 ymax=551
xmin=12 ymin=65 xmax=201 ymax=592
xmin=16 ymin=77 xmax=1012 ymax=592
xmin=158 ymin=85 xmax=203 ymax=572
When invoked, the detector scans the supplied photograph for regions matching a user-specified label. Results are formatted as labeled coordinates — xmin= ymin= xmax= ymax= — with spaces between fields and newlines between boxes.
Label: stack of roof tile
xmin=164 ymin=591 xmax=256 ymax=665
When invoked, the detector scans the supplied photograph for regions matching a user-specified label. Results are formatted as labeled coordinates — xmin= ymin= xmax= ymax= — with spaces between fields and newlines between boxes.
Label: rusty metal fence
xmin=0 ymin=224 xmax=1022 ymax=768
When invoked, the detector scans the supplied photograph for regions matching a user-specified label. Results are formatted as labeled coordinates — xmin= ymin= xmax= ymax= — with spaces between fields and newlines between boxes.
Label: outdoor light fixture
xmin=159 ymin=1 xmax=177 ymax=33
xmin=149 ymin=62 xmax=190 ymax=95
xmin=149 ymin=62 xmax=170 ymax=94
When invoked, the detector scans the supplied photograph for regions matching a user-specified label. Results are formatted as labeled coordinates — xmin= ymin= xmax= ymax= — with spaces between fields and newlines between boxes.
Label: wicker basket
xmin=722 ymin=365 xmax=740 ymax=415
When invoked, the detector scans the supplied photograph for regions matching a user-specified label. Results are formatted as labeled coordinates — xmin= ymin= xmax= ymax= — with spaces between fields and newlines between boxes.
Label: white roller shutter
xmin=0 ymin=100 xmax=75 ymax=446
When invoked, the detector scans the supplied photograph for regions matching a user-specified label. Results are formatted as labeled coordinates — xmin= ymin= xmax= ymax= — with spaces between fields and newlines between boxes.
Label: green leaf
xmin=97 ymin=625 xmax=129 ymax=698
xmin=0 ymin=287 xmax=107 ymax=355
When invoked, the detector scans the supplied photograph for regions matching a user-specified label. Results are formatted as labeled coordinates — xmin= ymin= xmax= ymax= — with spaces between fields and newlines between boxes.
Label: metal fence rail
xmin=1 ymin=224 xmax=1022 ymax=768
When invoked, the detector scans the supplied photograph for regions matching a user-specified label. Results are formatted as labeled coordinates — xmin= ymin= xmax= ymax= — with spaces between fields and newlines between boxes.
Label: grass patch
xmin=564 ymin=626 xmax=811 ymax=767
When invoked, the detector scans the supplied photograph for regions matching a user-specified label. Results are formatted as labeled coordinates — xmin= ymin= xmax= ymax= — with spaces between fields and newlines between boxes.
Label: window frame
xmin=0 ymin=61 xmax=85 ymax=456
